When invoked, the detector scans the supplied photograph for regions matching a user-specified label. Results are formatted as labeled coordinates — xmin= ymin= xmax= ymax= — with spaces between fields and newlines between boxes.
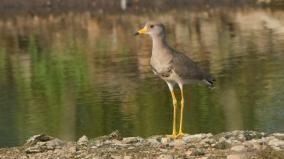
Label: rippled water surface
xmin=0 ymin=9 xmax=284 ymax=146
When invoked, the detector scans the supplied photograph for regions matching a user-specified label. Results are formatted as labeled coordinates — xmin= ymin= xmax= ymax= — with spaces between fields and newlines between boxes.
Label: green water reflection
xmin=0 ymin=9 xmax=284 ymax=147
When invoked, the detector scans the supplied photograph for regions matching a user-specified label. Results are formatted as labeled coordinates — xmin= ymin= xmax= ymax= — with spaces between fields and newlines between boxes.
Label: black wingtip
xmin=204 ymin=78 xmax=216 ymax=89
xmin=208 ymin=82 xmax=215 ymax=89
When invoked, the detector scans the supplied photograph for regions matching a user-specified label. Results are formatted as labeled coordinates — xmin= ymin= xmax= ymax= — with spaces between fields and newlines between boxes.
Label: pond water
xmin=0 ymin=9 xmax=284 ymax=147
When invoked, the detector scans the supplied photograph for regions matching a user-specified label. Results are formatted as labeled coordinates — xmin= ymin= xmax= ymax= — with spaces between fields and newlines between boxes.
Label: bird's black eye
xmin=150 ymin=25 xmax=154 ymax=28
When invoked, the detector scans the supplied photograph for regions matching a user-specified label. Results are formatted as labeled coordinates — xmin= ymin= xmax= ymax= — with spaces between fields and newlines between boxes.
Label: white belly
xmin=150 ymin=57 xmax=185 ymax=85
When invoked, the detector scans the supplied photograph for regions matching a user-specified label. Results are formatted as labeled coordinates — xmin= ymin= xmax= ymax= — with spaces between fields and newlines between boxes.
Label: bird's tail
xmin=203 ymin=75 xmax=216 ymax=88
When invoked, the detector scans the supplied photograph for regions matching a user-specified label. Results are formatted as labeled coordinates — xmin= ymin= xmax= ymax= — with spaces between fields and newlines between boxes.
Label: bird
xmin=135 ymin=21 xmax=215 ymax=139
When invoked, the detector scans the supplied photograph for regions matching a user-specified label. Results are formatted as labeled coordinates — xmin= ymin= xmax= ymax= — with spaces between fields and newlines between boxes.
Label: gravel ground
xmin=0 ymin=130 xmax=283 ymax=159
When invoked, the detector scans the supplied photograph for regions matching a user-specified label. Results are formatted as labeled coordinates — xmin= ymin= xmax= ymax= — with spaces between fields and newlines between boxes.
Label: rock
xmin=123 ymin=155 xmax=132 ymax=159
xmin=261 ymin=136 xmax=273 ymax=143
xmin=109 ymin=130 xmax=123 ymax=140
xmin=236 ymin=134 xmax=246 ymax=142
xmin=227 ymin=154 xmax=243 ymax=159
xmin=148 ymin=135 xmax=163 ymax=140
xmin=122 ymin=137 xmax=143 ymax=144
xmin=1 ymin=131 xmax=284 ymax=159
xmin=200 ymin=138 xmax=215 ymax=148
xmin=25 ymin=134 xmax=53 ymax=146
xmin=89 ymin=130 xmax=123 ymax=147
xmin=170 ymin=139 xmax=185 ymax=148
xmin=216 ymin=131 xmax=265 ymax=143
xmin=245 ymin=140 xmax=263 ymax=150
xmin=258 ymin=147 xmax=284 ymax=159
xmin=230 ymin=145 xmax=246 ymax=152
xmin=111 ymin=155 xmax=122 ymax=159
xmin=25 ymin=146 xmax=42 ymax=154
xmin=185 ymin=150 xmax=192 ymax=156
xmin=128 ymin=146 xmax=135 ymax=150
xmin=161 ymin=137 xmax=171 ymax=145
xmin=91 ymin=145 xmax=98 ymax=149
xmin=243 ymin=131 xmax=265 ymax=141
xmin=25 ymin=137 xmax=65 ymax=154
xmin=252 ymin=142 xmax=262 ymax=150
xmin=46 ymin=138 xmax=65 ymax=149
xmin=214 ymin=139 xmax=231 ymax=149
xmin=272 ymin=133 xmax=284 ymax=140
xmin=268 ymin=138 xmax=284 ymax=150
xmin=146 ymin=138 xmax=160 ymax=147
xmin=68 ymin=146 xmax=76 ymax=153
xmin=77 ymin=135 xmax=88 ymax=146
xmin=191 ymin=148 xmax=205 ymax=156
xmin=157 ymin=154 xmax=174 ymax=159
xmin=198 ymin=157 xmax=209 ymax=159
xmin=201 ymin=138 xmax=216 ymax=145
xmin=112 ymin=139 xmax=123 ymax=146
xmin=183 ymin=133 xmax=212 ymax=143
xmin=230 ymin=139 xmax=241 ymax=145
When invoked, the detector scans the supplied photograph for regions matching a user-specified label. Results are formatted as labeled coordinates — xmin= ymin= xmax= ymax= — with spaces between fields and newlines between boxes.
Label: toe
xmin=166 ymin=134 xmax=177 ymax=139
xmin=177 ymin=132 xmax=185 ymax=138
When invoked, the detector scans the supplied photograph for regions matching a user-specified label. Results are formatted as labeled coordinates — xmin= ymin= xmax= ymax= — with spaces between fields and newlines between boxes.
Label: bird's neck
xmin=151 ymin=35 xmax=171 ymax=55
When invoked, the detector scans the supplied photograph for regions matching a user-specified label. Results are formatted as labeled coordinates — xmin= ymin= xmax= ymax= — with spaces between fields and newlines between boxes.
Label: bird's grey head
xmin=135 ymin=21 xmax=166 ymax=38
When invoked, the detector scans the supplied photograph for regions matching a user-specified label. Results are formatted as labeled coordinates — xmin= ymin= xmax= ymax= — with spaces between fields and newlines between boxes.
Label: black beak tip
xmin=134 ymin=32 xmax=139 ymax=36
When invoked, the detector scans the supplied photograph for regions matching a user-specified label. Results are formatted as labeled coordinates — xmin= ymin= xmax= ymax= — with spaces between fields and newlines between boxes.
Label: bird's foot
xmin=177 ymin=132 xmax=185 ymax=138
xmin=166 ymin=133 xmax=177 ymax=139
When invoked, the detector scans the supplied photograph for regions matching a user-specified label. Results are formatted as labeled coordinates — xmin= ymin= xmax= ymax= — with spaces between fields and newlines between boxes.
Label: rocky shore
xmin=0 ymin=130 xmax=283 ymax=159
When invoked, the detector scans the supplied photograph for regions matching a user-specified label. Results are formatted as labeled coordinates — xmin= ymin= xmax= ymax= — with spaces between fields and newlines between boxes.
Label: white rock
xmin=197 ymin=157 xmax=209 ymax=159
xmin=230 ymin=145 xmax=246 ymax=152
xmin=161 ymin=137 xmax=171 ymax=145
xmin=128 ymin=146 xmax=135 ymax=150
xmin=19 ymin=156 xmax=28 ymax=159
xmin=124 ymin=156 xmax=132 ymax=159
xmin=112 ymin=139 xmax=123 ymax=145
xmin=77 ymin=135 xmax=88 ymax=146
xmin=157 ymin=154 xmax=174 ymax=159
xmin=111 ymin=155 xmax=122 ymax=159
xmin=185 ymin=150 xmax=192 ymax=156
xmin=227 ymin=154 xmax=243 ymax=159
xmin=237 ymin=134 xmax=246 ymax=142
xmin=122 ymin=137 xmax=143 ymax=144
xmin=272 ymin=133 xmax=284 ymax=140
xmin=265 ymin=136 xmax=276 ymax=142
xmin=219 ymin=137 xmax=226 ymax=142
xmin=69 ymin=146 xmax=76 ymax=153
xmin=268 ymin=138 xmax=284 ymax=150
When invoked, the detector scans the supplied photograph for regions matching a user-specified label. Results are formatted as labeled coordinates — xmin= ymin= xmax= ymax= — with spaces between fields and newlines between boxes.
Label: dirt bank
xmin=0 ymin=130 xmax=283 ymax=159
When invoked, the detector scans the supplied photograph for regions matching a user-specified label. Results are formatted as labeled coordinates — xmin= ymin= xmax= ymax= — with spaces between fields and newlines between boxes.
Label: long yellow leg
xmin=170 ymin=90 xmax=177 ymax=138
xmin=178 ymin=87 xmax=185 ymax=137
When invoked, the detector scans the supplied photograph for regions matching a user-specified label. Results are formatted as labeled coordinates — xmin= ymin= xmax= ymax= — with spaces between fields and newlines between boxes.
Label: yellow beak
xmin=135 ymin=26 xmax=148 ymax=35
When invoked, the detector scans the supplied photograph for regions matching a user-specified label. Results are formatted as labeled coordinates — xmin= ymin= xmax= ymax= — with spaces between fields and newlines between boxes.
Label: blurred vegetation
xmin=1 ymin=0 xmax=284 ymax=14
